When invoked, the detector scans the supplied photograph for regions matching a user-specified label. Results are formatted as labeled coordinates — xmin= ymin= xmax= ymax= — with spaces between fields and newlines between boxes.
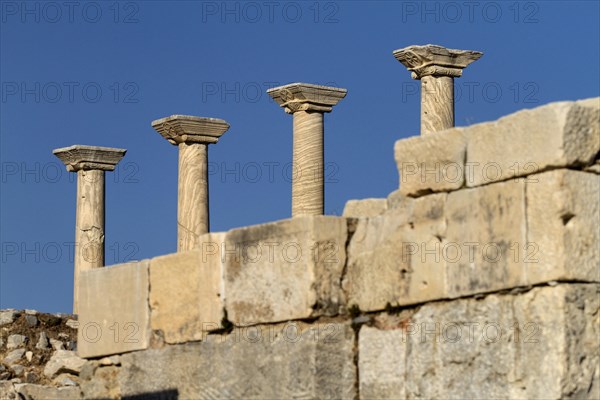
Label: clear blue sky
xmin=1 ymin=1 xmax=599 ymax=313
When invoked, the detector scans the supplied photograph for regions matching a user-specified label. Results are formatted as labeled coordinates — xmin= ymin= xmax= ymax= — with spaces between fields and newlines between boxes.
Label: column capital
xmin=53 ymin=145 xmax=126 ymax=172
xmin=151 ymin=115 xmax=230 ymax=146
xmin=267 ymin=83 xmax=347 ymax=114
xmin=393 ymin=44 xmax=483 ymax=80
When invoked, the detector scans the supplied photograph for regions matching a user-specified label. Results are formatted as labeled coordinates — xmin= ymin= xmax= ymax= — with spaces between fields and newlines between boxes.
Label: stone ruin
xmin=1 ymin=44 xmax=599 ymax=399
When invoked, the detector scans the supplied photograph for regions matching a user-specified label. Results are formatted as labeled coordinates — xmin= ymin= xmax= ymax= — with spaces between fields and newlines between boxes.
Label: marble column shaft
xmin=267 ymin=83 xmax=347 ymax=217
xmin=177 ymin=142 xmax=209 ymax=251
xmin=292 ymin=111 xmax=324 ymax=216
xmin=53 ymin=145 xmax=126 ymax=314
xmin=421 ymin=75 xmax=454 ymax=134
xmin=151 ymin=115 xmax=230 ymax=252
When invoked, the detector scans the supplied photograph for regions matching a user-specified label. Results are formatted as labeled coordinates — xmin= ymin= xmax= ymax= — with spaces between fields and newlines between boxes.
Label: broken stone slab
xmin=10 ymin=364 xmax=25 ymax=377
xmin=66 ymin=319 xmax=79 ymax=329
xmin=6 ymin=334 xmax=28 ymax=349
xmin=107 ymin=322 xmax=356 ymax=400
xmin=0 ymin=310 xmax=19 ymax=326
xmin=150 ymin=232 xmax=226 ymax=344
xmin=24 ymin=315 xmax=38 ymax=327
xmin=43 ymin=350 xmax=87 ymax=379
xmin=342 ymin=198 xmax=388 ymax=218
xmin=25 ymin=351 xmax=33 ymax=362
xmin=35 ymin=332 xmax=49 ymax=349
xmin=394 ymin=128 xmax=466 ymax=197
xmin=24 ymin=370 xmax=40 ymax=384
xmin=445 ymin=178 xmax=528 ymax=298
xmin=359 ymin=283 xmax=599 ymax=400
xmin=526 ymin=169 xmax=600 ymax=284
xmin=53 ymin=373 xmax=79 ymax=387
xmin=466 ymin=99 xmax=600 ymax=187
xmin=0 ymin=382 xmax=15 ymax=398
xmin=50 ymin=338 xmax=65 ymax=351
xmin=98 ymin=355 xmax=121 ymax=366
xmin=77 ymin=260 xmax=150 ymax=358
xmin=343 ymin=193 xmax=447 ymax=311
xmin=3 ymin=349 xmax=25 ymax=365
xmin=13 ymin=383 xmax=82 ymax=400
xmin=223 ymin=216 xmax=348 ymax=326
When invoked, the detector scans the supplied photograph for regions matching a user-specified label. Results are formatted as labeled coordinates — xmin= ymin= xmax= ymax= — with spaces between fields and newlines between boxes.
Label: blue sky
xmin=1 ymin=0 xmax=599 ymax=313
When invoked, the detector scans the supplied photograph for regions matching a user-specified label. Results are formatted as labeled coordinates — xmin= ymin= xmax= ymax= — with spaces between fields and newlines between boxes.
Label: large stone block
xmin=77 ymin=261 xmax=150 ymax=358
xmin=358 ymin=284 xmax=599 ymax=400
xmin=466 ymin=99 xmax=600 ymax=187
xmin=358 ymin=326 xmax=405 ymax=399
xmin=526 ymin=169 xmax=600 ymax=284
xmin=115 ymin=322 xmax=356 ymax=399
xmin=223 ymin=216 xmax=348 ymax=326
xmin=394 ymin=128 xmax=466 ymax=197
xmin=343 ymin=193 xmax=447 ymax=311
xmin=445 ymin=179 xmax=528 ymax=298
xmin=149 ymin=232 xmax=226 ymax=344
xmin=342 ymin=198 xmax=387 ymax=218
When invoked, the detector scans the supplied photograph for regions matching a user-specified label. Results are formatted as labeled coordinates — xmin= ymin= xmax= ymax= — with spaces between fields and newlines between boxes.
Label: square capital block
xmin=393 ymin=44 xmax=482 ymax=79
xmin=53 ymin=145 xmax=126 ymax=172
xmin=151 ymin=115 xmax=230 ymax=145
xmin=267 ymin=83 xmax=347 ymax=113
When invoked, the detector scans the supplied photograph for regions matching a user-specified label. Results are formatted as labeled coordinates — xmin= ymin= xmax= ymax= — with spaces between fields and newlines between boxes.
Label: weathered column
xmin=393 ymin=44 xmax=483 ymax=134
xmin=151 ymin=115 xmax=229 ymax=252
xmin=267 ymin=83 xmax=347 ymax=217
xmin=53 ymin=145 xmax=126 ymax=314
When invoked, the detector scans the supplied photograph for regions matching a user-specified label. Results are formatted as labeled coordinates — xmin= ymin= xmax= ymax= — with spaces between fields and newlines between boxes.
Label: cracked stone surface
xmin=359 ymin=283 xmax=600 ymax=400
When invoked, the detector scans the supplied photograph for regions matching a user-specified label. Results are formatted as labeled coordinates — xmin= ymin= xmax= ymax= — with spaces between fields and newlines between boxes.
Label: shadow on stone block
xmin=122 ymin=389 xmax=179 ymax=400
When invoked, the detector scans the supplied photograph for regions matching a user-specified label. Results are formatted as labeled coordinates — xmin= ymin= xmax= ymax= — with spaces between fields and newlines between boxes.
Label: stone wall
xmin=1 ymin=98 xmax=599 ymax=399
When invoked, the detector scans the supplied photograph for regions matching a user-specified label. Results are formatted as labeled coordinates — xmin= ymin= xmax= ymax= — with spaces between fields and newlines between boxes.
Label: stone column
xmin=53 ymin=145 xmax=126 ymax=314
xmin=151 ymin=115 xmax=230 ymax=252
xmin=267 ymin=83 xmax=347 ymax=217
xmin=393 ymin=44 xmax=483 ymax=135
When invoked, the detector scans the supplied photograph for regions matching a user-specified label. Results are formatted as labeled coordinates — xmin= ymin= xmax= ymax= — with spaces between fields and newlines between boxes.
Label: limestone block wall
xmin=2 ymin=98 xmax=598 ymax=399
